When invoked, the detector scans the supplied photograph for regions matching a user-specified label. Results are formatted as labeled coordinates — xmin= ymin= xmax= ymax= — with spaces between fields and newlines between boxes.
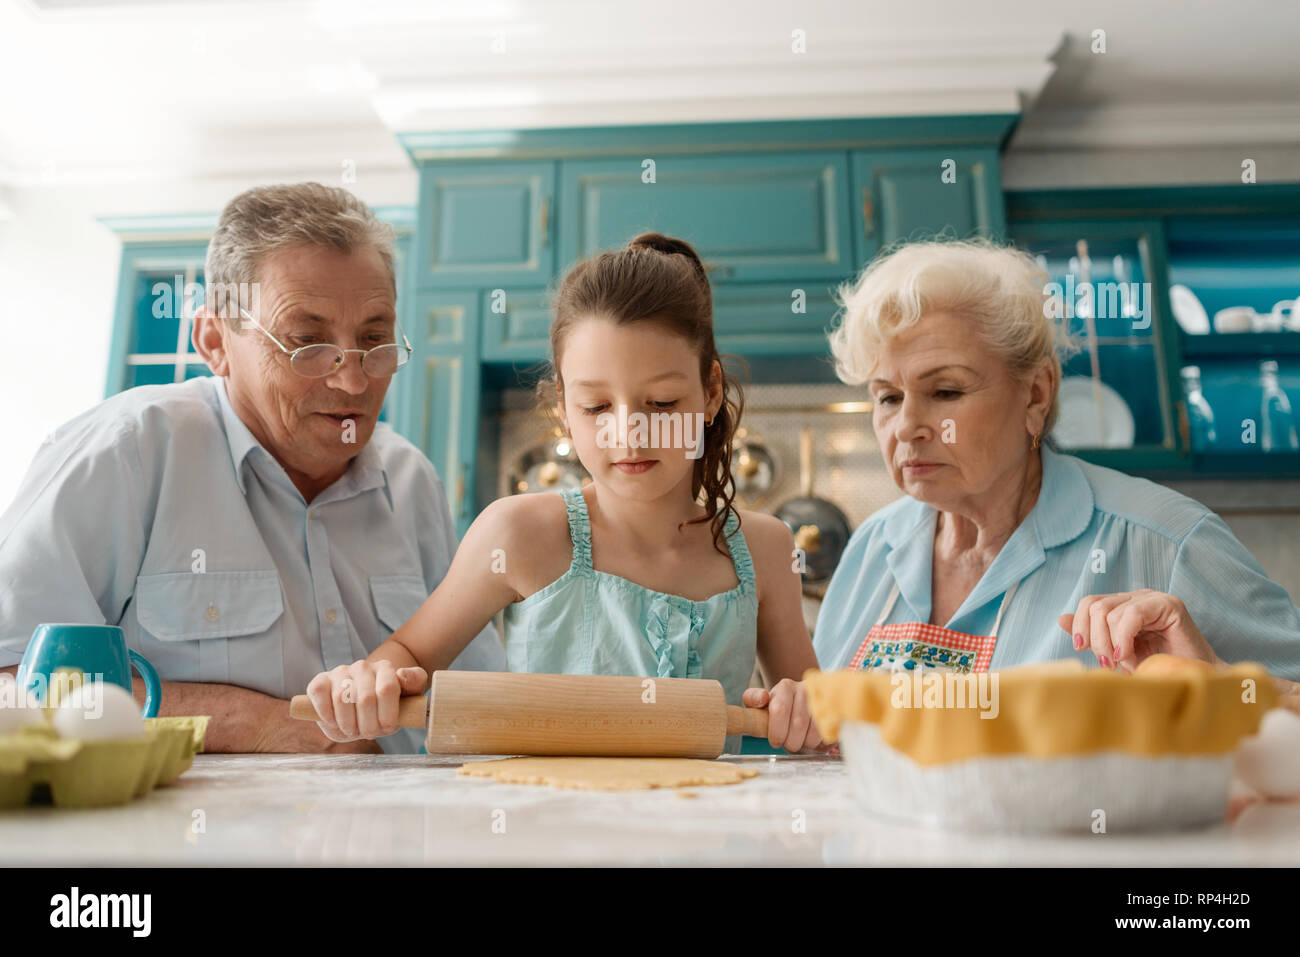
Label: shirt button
xmin=325 ymin=608 xmax=337 ymax=624
xmin=205 ymin=604 xmax=220 ymax=622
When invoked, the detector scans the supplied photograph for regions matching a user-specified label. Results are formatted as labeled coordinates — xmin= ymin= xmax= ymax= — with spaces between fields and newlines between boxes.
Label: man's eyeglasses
xmin=237 ymin=307 xmax=412 ymax=379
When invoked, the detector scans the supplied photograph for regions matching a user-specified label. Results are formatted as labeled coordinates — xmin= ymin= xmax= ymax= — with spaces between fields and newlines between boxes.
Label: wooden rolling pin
xmin=289 ymin=671 xmax=769 ymax=758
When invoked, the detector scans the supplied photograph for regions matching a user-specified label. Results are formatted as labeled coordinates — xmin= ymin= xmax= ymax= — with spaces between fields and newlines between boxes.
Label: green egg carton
xmin=144 ymin=715 xmax=210 ymax=786
xmin=0 ymin=714 xmax=209 ymax=810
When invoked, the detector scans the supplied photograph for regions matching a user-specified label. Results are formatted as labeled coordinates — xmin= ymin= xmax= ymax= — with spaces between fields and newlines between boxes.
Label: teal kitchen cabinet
xmin=105 ymin=243 xmax=212 ymax=394
xmin=393 ymin=291 xmax=484 ymax=535
xmin=414 ymin=161 xmax=556 ymax=288
xmin=1007 ymin=184 xmax=1300 ymax=478
xmin=1009 ymin=218 xmax=1186 ymax=473
xmin=852 ymin=148 xmax=1006 ymax=264
xmin=479 ymin=287 xmax=555 ymax=363
xmin=559 ymin=152 xmax=853 ymax=283
xmin=477 ymin=283 xmax=841 ymax=366
xmin=712 ymin=283 xmax=840 ymax=357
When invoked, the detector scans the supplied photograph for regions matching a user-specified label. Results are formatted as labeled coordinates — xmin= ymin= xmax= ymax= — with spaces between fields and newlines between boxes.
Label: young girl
xmin=306 ymin=232 xmax=824 ymax=753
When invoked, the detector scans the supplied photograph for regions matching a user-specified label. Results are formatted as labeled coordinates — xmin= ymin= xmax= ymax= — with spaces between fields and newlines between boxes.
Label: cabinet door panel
xmin=712 ymin=283 xmax=838 ymax=356
xmin=477 ymin=284 xmax=838 ymax=364
xmin=480 ymin=288 xmax=553 ymax=362
xmin=852 ymin=149 xmax=1005 ymax=264
xmin=416 ymin=162 xmax=555 ymax=287
xmin=560 ymin=153 xmax=852 ymax=282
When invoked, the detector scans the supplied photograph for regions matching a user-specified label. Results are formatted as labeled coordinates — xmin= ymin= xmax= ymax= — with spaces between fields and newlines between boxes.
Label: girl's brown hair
xmin=543 ymin=232 xmax=744 ymax=554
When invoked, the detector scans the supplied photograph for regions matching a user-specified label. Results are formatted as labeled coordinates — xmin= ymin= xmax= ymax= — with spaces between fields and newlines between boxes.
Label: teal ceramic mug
xmin=16 ymin=623 xmax=161 ymax=718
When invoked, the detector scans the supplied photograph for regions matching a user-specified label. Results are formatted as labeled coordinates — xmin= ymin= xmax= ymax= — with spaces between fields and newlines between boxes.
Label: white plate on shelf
xmin=1169 ymin=284 xmax=1210 ymax=335
xmin=1052 ymin=377 xmax=1136 ymax=449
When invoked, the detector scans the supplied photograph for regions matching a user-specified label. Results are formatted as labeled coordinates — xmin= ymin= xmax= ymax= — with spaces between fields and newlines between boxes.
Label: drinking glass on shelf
xmin=1260 ymin=360 xmax=1299 ymax=452
xmin=1180 ymin=366 xmax=1217 ymax=450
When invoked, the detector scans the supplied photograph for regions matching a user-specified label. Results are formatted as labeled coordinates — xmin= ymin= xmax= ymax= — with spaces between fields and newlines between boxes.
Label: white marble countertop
xmin=2 ymin=753 xmax=1298 ymax=866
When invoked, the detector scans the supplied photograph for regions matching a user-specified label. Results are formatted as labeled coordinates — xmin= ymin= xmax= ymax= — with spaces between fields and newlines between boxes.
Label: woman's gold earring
xmin=1031 ymin=431 xmax=1042 ymax=451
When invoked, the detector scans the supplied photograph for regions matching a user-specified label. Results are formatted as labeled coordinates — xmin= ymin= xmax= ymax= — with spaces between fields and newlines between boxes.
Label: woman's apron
xmin=847 ymin=581 xmax=1019 ymax=674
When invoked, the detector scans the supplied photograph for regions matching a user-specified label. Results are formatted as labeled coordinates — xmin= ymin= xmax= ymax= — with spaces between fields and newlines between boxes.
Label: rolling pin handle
xmin=288 ymin=693 xmax=428 ymax=729
xmin=726 ymin=705 xmax=770 ymax=739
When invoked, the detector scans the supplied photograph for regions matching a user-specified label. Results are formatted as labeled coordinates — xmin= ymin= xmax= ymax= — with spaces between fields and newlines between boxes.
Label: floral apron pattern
xmin=847 ymin=581 xmax=1019 ymax=674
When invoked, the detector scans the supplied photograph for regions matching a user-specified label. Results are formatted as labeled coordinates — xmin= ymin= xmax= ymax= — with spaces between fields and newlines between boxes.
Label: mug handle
xmin=128 ymin=649 xmax=161 ymax=718
xmin=1272 ymin=299 xmax=1296 ymax=326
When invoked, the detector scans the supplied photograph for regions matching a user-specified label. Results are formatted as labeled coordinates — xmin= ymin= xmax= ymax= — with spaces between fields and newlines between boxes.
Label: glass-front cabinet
xmin=1165 ymin=219 xmax=1300 ymax=464
xmin=111 ymin=250 xmax=213 ymax=391
xmin=1008 ymin=185 xmax=1300 ymax=477
xmin=1009 ymin=219 xmax=1182 ymax=470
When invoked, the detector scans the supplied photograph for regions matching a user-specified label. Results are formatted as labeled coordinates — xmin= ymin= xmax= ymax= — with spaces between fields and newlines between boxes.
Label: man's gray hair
xmin=205 ymin=182 xmax=396 ymax=325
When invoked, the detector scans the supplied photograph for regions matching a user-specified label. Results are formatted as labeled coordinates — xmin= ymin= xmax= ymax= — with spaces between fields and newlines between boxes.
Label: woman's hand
xmin=1057 ymin=589 xmax=1224 ymax=673
xmin=743 ymin=679 xmax=828 ymax=754
xmin=305 ymin=660 xmax=429 ymax=742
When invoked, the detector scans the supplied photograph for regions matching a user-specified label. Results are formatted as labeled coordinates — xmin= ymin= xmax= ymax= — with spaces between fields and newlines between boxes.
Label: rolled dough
xmin=457 ymin=757 xmax=758 ymax=791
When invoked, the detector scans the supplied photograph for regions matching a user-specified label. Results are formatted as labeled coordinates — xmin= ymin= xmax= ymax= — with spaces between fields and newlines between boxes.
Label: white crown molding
xmin=1012 ymin=102 xmax=1300 ymax=150
xmin=375 ymin=91 xmax=1030 ymax=136
xmin=360 ymin=28 xmax=1062 ymax=133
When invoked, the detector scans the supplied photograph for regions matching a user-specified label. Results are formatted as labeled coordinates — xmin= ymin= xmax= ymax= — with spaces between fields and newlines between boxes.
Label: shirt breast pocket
xmin=131 ymin=570 xmax=285 ymax=688
xmin=135 ymin=570 xmax=284 ymax=640
xmin=369 ymin=575 xmax=428 ymax=639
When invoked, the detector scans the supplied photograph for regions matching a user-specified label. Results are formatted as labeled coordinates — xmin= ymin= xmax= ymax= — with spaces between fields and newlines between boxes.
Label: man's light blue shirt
xmin=814 ymin=444 xmax=1300 ymax=679
xmin=0 ymin=375 xmax=504 ymax=753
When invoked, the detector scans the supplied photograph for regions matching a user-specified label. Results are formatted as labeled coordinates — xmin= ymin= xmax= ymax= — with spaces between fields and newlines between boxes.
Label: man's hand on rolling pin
xmin=742 ymin=679 xmax=828 ymax=754
xmin=305 ymin=660 xmax=429 ymax=742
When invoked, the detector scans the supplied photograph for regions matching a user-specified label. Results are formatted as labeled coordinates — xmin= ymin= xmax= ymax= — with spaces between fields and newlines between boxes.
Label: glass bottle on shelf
xmin=1260 ymin=360 xmax=1299 ymax=452
xmin=1180 ymin=366 xmax=1217 ymax=449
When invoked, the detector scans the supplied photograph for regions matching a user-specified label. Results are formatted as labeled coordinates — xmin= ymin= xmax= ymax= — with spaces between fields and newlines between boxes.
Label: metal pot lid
xmin=773 ymin=427 xmax=851 ymax=583
xmin=509 ymin=430 xmax=590 ymax=495
xmin=776 ymin=496 xmax=851 ymax=583
xmin=731 ymin=427 xmax=779 ymax=507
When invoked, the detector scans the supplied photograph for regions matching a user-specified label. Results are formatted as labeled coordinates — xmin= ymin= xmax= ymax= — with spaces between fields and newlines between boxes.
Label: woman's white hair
xmin=827 ymin=237 xmax=1078 ymax=434
xmin=205 ymin=182 xmax=396 ymax=326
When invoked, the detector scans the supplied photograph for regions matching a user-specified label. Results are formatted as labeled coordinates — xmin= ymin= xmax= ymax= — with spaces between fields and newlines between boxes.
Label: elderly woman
xmin=814 ymin=239 xmax=1300 ymax=704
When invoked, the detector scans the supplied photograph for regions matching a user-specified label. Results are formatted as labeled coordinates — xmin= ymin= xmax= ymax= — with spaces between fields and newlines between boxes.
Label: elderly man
xmin=0 ymin=183 xmax=504 ymax=753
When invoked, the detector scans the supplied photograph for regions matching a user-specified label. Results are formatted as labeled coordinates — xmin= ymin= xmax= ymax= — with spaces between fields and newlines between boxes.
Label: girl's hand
xmin=305 ymin=660 xmax=428 ymax=742
xmin=1056 ymin=589 xmax=1224 ymax=674
xmin=743 ymin=679 xmax=828 ymax=754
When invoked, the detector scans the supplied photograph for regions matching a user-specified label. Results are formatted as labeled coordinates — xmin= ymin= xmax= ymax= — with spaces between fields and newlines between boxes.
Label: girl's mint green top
xmin=503 ymin=487 xmax=759 ymax=727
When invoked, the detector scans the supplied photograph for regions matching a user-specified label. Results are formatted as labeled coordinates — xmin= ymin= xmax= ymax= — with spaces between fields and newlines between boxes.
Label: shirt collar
xmin=1031 ymin=444 xmax=1094 ymax=549
xmin=211 ymin=376 xmax=392 ymax=510
xmin=213 ymin=375 xmax=260 ymax=493
xmin=880 ymin=444 xmax=1093 ymax=624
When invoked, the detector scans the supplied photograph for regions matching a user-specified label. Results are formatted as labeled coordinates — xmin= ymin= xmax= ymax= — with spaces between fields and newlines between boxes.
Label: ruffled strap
xmin=561 ymin=488 xmax=593 ymax=573
xmin=722 ymin=508 xmax=755 ymax=594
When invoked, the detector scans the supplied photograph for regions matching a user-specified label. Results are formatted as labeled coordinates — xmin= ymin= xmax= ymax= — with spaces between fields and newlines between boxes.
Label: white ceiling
xmin=1 ymin=0 xmax=1297 ymax=188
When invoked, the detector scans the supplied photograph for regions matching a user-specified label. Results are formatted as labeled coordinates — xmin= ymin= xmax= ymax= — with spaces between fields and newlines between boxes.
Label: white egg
xmin=0 ymin=675 xmax=44 ymax=734
xmin=1234 ymin=707 xmax=1300 ymax=799
xmin=51 ymin=681 xmax=146 ymax=741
